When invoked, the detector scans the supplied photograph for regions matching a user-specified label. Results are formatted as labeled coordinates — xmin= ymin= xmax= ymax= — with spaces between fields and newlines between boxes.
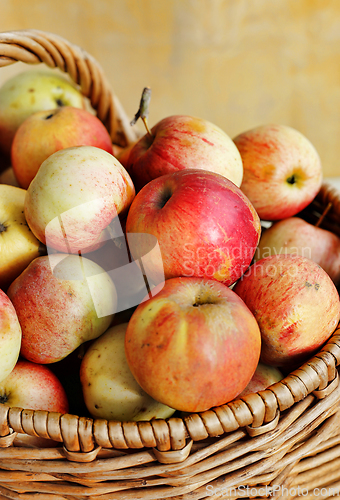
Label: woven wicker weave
xmin=0 ymin=29 xmax=340 ymax=500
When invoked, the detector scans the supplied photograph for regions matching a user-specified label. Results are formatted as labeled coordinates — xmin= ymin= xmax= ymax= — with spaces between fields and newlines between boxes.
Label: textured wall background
xmin=1 ymin=0 xmax=339 ymax=177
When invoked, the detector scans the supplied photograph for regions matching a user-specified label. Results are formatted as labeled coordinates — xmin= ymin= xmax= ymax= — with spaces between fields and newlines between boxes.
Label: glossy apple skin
xmin=127 ymin=115 xmax=243 ymax=191
xmin=0 ymin=185 xmax=43 ymax=291
xmin=0 ymin=359 xmax=69 ymax=447
xmin=255 ymin=217 xmax=340 ymax=287
xmin=125 ymin=277 xmax=261 ymax=413
xmin=0 ymin=70 xmax=85 ymax=157
xmin=7 ymin=254 xmax=117 ymax=364
xmin=126 ymin=169 xmax=261 ymax=287
xmin=80 ymin=323 xmax=175 ymax=421
xmin=233 ymin=254 xmax=340 ymax=368
xmin=24 ymin=145 xmax=135 ymax=254
xmin=11 ymin=107 xmax=114 ymax=189
xmin=238 ymin=362 xmax=283 ymax=397
xmin=233 ymin=124 xmax=322 ymax=221
xmin=0 ymin=359 xmax=69 ymax=413
xmin=0 ymin=289 xmax=22 ymax=384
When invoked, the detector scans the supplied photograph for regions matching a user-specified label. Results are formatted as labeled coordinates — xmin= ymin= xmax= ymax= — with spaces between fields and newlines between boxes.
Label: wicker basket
xmin=1 ymin=29 xmax=340 ymax=500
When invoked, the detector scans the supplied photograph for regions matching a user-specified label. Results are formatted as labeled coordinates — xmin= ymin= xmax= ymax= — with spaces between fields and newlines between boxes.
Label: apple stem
xmin=315 ymin=201 xmax=332 ymax=228
xmin=130 ymin=87 xmax=153 ymax=138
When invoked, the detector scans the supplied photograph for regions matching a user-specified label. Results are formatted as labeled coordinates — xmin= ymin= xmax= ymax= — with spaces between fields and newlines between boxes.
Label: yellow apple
xmin=0 ymin=184 xmax=44 ymax=291
xmin=0 ymin=70 xmax=85 ymax=157
xmin=24 ymin=146 xmax=135 ymax=254
xmin=80 ymin=322 xmax=176 ymax=421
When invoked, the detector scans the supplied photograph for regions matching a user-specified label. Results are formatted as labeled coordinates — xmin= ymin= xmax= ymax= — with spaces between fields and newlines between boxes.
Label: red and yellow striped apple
xmin=233 ymin=124 xmax=322 ymax=221
xmin=0 ymin=359 xmax=69 ymax=448
xmin=127 ymin=115 xmax=243 ymax=191
xmin=7 ymin=254 xmax=117 ymax=364
xmin=11 ymin=106 xmax=114 ymax=189
xmin=234 ymin=254 xmax=340 ymax=368
xmin=125 ymin=277 xmax=261 ymax=413
xmin=255 ymin=217 xmax=340 ymax=287
xmin=126 ymin=169 xmax=261 ymax=287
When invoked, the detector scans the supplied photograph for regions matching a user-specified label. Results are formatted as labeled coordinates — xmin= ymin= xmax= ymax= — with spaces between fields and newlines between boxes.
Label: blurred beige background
xmin=1 ymin=0 xmax=340 ymax=178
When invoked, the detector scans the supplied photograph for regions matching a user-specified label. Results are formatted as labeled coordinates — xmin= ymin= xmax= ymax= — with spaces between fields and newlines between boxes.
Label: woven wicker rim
xmin=0 ymin=30 xmax=340 ymax=462
xmin=0 ymin=29 xmax=139 ymax=147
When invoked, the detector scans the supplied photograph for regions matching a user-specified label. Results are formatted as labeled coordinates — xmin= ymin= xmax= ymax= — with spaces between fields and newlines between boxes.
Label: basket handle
xmin=0 ymin=29 xmax=139 ymax=147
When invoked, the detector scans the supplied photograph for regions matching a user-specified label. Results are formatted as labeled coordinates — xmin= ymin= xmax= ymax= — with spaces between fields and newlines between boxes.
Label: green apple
xmin=80 ymin=323 xmax=176 ymax=421
xmin=0 ymin=70 xmax=85 ymax=156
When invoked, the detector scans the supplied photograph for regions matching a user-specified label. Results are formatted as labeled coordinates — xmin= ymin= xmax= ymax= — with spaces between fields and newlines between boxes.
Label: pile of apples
xmin=0 ymin=70 xmax=340 ymax=448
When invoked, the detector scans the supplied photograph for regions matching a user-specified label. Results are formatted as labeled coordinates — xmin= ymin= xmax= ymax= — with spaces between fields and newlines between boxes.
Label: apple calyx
xmin=285 ymin=168 xmax=305 ymax=187
xmin=0 ymin=392 xmax=9 ymax=404
xmin=0 ymin=222 xmax=7 ymax=233
xmin=130 ymin=87 xmax=153 ymax=138
xmin=52 ymin=86 xmax=75 ymax=108
xmin=286 ymin=174 xmax=296 ymax=184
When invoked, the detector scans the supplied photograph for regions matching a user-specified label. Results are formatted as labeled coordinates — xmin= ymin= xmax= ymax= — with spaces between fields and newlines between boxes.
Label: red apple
xmin=0 ymin=359 xmax=69 ymax=447
xmin=0 ymin=288 xmax=22 ymax=384
xmin=125 ymin=277 xmax=261 ymax=412
xmin=127 ymin=115 xmax=243 ymax=191
xmin=11 ymin=106 xmax=114 ymax=189
xmin=126 ymin=169 xmax=261 ymax=287
xmin=233 ymin=254 xmax=340 ymax=368
xmin=255 ymin=217 xmax=340 ymax=287
xmin=233 ymin=124 xmax=322 ymax=221
xmin=238 ymin=362 xmax=283 ymax=397
xmin=7 ymin=254 xmax=117 ymax=364
xmin=0 ymin=359 xmax=69 ymax=414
